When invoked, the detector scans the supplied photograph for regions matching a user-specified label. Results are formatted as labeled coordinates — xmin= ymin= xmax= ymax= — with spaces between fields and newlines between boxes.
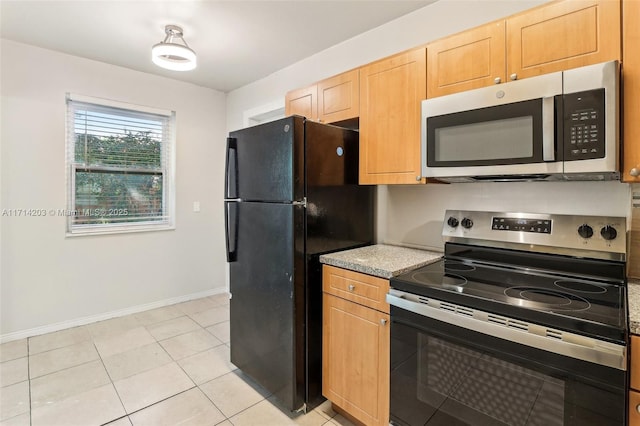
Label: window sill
xmin=66 ymin=223 xmax=175 ymax=237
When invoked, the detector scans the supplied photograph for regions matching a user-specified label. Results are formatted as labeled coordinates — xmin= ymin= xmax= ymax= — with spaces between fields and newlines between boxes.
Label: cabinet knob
xmin=494 ymin=77 xmax=501 ymax=84
xmin=416 ymin=176 xmax=422 ymax=181
xmin=631 ymin=167 xmax=640 ymax=177
xmin=636 ymin=404 xmax=640 ymax=414
xmin=380 ymin=319 xmax=388 ymax=326
xmin=510 ymin=73 xmax=518 ymax=81
xmin=348 ymin=284 xmax=355 ymax=292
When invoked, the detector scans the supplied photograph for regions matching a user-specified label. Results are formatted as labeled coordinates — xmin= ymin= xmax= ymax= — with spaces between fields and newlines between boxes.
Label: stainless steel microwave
xmin=421 ymin=61 xmax=619 ymax=182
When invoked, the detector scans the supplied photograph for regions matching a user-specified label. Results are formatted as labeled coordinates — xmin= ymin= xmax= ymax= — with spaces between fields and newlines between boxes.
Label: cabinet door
xmin=427 ymin=21 xmax=505 ymax=98
xmin=631 ymin=390 xmax=640 ymax=426
xmin=632 ymin=335 xmax=640 ymax=390
xmin=323 ymin=293 xmax=390 ymax=426
xmin=285 ymin=85 xmax=317 ymax=119
xmin=623 ymin=0 xmax=640 ymax=182
xmin=631 ymin=335 xmax=640 ymax=425
xmin=359 ymin=48 xmax=426 ymax=184
xmin=630 ymin=209 xmax=640 ymax=280
xmin=317 ymin=69 xmax=359 ymax=124
xmin=506 ymin=0 xmax=621 ymax=81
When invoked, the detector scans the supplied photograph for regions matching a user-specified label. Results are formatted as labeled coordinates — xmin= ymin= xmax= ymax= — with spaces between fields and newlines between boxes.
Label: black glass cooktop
xmin=391 ymin=252 xmax=627 ymax=344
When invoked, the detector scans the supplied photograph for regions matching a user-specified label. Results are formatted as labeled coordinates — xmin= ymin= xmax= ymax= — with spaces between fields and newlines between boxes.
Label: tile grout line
xmin=5 ymin=298 xmax=313 ymax=426
xmin=93 ymin=339 xmax=129 ymax=425
xmin=112 ymin=385 xmax=199 ymax=425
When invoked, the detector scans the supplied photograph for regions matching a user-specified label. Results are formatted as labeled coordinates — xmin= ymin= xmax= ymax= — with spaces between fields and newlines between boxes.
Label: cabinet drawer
xmin=322 ymin=265 xmax=389 ymax=313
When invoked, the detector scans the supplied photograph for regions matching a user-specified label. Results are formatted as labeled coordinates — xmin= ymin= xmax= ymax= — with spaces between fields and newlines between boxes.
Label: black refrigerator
xmin=224 ymin=116 xmax=374 ymax=412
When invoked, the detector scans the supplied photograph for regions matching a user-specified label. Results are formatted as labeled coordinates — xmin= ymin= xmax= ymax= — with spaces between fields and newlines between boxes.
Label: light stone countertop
xmin=319 ymin=244 xmax=443 ymax=279
xmin=628 ymin=279 xmax=640 ymax=335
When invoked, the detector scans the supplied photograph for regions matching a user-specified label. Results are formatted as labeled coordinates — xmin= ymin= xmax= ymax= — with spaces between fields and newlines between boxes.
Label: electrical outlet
xmin=193 ymin=201 xmax=200 ymax=212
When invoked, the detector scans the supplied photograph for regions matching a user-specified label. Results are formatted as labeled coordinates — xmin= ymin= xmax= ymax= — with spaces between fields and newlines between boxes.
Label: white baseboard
xmin=0 ymin=287 xmax=228 ymax=344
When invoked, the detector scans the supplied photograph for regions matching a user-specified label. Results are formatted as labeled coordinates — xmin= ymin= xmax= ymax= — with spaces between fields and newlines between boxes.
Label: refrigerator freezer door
xmin=229 ymin=200 xmax=306 ymax=411
xmin=226 ymin=116 xmax=305 ymax=202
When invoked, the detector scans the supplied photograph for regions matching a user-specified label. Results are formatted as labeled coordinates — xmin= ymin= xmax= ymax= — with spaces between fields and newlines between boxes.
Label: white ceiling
xmin=0 ymin=0 xmax=434 ymax=93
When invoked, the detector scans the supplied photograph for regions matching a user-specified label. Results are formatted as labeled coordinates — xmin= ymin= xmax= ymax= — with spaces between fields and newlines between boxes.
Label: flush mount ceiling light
xmin=152 ymin=25 xmax=197 ymax=71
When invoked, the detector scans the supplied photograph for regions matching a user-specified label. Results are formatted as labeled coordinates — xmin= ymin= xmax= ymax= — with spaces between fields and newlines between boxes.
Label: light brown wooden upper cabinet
xmin=623 ymin=0 xmax=640 ymax=182
xmin=285 ymin=84 xmax=317 ymax=120
xmin=427 ymin=21 xmax=506 ymax=98
xmin=426 ymin=0 xmax=621 ymax=98
xmin=506 ymin=0 xmax=621 ymax=81
xmin=317 ymin=69 xmax=359 ymax=123
xmin=285 ymin=70 xmax=359 ymax=124
xmin=359 ymin=48 xmax=426 ymax=185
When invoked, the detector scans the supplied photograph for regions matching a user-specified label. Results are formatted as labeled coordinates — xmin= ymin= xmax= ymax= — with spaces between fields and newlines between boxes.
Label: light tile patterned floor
xmin=0 ymin=294 xmax=355 ymax=426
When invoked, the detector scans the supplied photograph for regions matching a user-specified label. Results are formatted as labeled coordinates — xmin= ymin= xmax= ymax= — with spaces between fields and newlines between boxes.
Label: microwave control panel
xmin=564 ymin=88 xmax=605 ymax=161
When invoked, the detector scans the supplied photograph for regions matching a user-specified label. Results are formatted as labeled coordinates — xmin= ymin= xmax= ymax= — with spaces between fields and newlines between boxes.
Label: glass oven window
xmin=390 ymin=312 xmax=625 ymax=426
xmin=415 ymin=335 xmax=564 ymax=425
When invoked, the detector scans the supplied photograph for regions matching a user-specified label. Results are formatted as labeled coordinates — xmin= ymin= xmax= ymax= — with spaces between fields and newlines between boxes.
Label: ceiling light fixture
xmin=152 ymin=25 xmax=197 ymax=71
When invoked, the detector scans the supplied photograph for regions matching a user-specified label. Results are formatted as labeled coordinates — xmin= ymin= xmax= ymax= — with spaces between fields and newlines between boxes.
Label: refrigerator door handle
xmin=225 ymin=201 xmax=238 ymax=262
xmin=225 ymin=137 xmax=238 ymax=199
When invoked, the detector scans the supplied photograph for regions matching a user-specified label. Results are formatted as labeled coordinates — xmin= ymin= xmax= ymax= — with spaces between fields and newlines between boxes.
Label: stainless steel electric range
xmin=388 ymin=210 xmax=628 ymax=426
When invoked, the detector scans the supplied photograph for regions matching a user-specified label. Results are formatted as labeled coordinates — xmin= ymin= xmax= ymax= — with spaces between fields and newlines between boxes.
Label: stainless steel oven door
xmin=387 ymin=291 xmax=627 ymax=426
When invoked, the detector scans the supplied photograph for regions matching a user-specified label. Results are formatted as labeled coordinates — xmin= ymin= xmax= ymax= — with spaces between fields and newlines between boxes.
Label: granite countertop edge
xmin=319 ymin=244 xmax=443 ymax=279
xmin=321 ymin=245 xmax=640 ymax=336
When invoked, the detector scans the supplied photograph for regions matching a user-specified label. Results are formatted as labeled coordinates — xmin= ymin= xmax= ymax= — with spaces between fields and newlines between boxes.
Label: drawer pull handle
xmin=348 ymin=284 xmax=355 ymax=292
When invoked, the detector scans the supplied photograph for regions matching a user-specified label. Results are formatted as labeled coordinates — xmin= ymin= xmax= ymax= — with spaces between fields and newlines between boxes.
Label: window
xmin=66 ymin=94 xmax=175 ymax=235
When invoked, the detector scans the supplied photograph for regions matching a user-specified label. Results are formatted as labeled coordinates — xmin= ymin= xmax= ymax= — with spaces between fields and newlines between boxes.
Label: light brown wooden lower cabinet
xmin=631 ymin=335 xmax=640 ymax=425
xmin=322 ymin=292 xmax=390 ymax=426
xmin=630 ymin=389 xmax=640 ymax=426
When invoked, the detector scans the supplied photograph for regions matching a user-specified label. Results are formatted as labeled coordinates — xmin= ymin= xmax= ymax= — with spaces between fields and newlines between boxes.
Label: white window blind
xmin=66 ymin=95 xmax=175 ymax=235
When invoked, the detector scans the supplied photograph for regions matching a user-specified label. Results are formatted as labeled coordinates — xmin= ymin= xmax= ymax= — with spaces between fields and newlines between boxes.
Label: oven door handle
xmin=386 ymin=289 xmax=627 ymax=371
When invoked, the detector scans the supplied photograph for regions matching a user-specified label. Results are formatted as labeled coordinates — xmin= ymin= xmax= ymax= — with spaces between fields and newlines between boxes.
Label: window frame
xmin=65 ymin=94 xmax=176 ymax=236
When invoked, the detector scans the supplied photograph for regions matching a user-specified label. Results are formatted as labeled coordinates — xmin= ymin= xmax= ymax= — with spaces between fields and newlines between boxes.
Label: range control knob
xmin=577 ymin=224 xmax=593 ymax=239
xmin=461 ymin=218 xmax=474 ymax=229
xmin=447 ymin=217 xmax=459 ymax=228
xmin=600 ymin=225 xmax=617 ymax=241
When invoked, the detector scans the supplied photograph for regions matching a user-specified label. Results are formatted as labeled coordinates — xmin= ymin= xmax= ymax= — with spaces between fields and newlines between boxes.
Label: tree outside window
xmin=66 ymin=95 xmax=175 ymax=235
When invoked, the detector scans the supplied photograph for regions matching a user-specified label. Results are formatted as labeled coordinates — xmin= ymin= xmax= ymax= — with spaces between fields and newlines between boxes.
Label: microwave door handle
xmin=542 ymin=96 xmax=555 ymax=161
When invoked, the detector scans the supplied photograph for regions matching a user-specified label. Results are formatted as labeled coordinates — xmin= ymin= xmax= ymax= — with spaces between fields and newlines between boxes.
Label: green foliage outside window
xmin=73 ymin=131 xmax=164 ymax=225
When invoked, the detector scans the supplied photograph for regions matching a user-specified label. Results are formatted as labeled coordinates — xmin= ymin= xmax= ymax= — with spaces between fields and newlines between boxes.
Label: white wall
xmin=225 ymin=0 xmax=632 ymax=252
xmin=0 ymin=39 xmax=228 ymax=339
xmin=225 ymin=0 xmax=548 ymax=132
xmin=381 ymin=182 xmax=631 ymax=251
